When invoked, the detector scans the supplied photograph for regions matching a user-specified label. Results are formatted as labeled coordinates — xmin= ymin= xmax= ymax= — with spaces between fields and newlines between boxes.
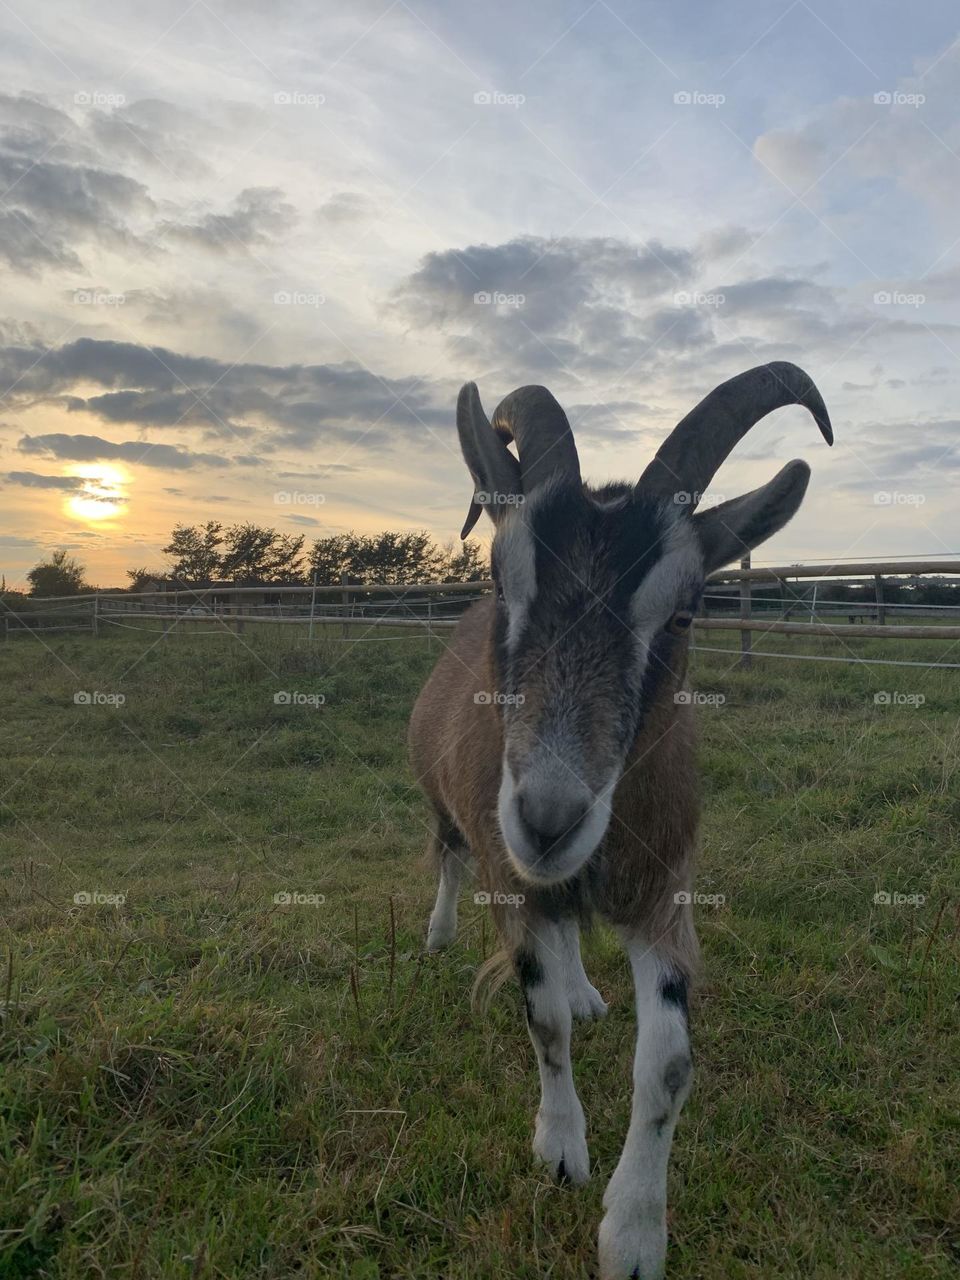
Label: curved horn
xmin=456 ymin=382 xmax=522 ymax=538
xmin=491 ymin=385 xmax=581 ymax=495
xmin=637 ymin=362 xmax=832 ymax=506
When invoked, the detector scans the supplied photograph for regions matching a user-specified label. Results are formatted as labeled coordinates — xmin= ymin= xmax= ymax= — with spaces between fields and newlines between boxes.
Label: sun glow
xmin=63 ymin=464 xmax=129 ymax=523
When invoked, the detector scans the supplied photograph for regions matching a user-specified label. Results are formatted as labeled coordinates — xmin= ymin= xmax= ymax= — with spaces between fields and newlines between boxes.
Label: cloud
xmin=0 ymin=146 xmax=154 ymax=272
xmin=276 ymin=465 xmax=360 ymax=477
xmin=88 ymin=98 xmax=211 ymax=179
xmin=161 ymin=187 xmax=297 ymax=252
xmin=4 ymin=470 xmax=85 ymax=489
xmin=0 ymin=94 xmax=295 ymax=276
xmin=315 ymin=190 xmax=373 ymax=225
xmin=752 ymin=41 xmax=960 ymax=227
xmin=0 ymin=335 xmax=452 ymax=449
xmin=17 ymin=433 xmax=227 ymax=469
xmin=392 ymin=234 xmax=702 ymax=384
xmin=0 ymin=209 xmax=81 ymax=272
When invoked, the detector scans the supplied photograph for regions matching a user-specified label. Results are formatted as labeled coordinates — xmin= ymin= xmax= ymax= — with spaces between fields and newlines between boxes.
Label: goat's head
xmin=457 ymin=363 xmax=832 ymax=886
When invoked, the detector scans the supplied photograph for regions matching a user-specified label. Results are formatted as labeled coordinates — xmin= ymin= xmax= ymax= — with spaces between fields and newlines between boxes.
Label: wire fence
xmin=4 ymin=558 xmax=960 ymax=670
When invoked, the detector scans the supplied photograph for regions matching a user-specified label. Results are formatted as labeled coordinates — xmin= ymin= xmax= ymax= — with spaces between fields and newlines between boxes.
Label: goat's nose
xmin=517 ymin=784 xmax=590 ymax=846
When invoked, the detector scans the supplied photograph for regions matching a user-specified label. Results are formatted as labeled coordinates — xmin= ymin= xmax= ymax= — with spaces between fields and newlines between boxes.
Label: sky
xmin=1 ymin=0 xmax=959 ymax=588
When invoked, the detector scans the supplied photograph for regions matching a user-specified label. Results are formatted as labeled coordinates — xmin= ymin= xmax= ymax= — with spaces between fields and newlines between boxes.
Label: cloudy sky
xmin=1 ymin=0 xmax=959 ymax=587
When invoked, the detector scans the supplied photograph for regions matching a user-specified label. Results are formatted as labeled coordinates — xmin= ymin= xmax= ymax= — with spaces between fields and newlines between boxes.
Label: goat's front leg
xmin=598 ymin=937 xmax=693 ymax=1280
xmin=557 ymin=916 xmax=609 ymax=1021
xmin=515 ymin=919 xmax=590 ymax=1185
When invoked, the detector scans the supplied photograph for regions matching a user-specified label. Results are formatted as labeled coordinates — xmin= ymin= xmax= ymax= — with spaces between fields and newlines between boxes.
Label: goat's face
xmin=491 ymin=481 xmax=701 ymax=884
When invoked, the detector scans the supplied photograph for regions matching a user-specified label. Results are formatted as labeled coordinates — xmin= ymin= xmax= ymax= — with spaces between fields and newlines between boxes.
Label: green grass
xmin=1 ymin=621 xmax=958 ymax=1279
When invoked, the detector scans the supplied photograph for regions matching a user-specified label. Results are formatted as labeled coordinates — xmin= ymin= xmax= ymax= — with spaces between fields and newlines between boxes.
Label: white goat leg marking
xmin=557 ymin=917 xmax=608 ymax=1020
xmin=426 ymin=845 xmax=465 ymax=950
xmin=520 ymin=923 xmax=590 ymax=1185
xmin=598 ymin=941 xmax=692 ymax=1280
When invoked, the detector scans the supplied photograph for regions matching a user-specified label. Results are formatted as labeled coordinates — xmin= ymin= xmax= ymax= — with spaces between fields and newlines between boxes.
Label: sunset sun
xmin=63 ymin=463 xmax=129 ymax=523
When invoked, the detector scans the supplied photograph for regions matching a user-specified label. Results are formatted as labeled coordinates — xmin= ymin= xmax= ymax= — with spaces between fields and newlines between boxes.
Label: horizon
xmin=3 ymin=1 xmax=960 ymax=588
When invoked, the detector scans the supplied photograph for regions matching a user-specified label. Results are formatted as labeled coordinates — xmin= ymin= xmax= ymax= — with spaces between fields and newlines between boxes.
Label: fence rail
xmin=4 ymin=558 xmax=960 ymax=668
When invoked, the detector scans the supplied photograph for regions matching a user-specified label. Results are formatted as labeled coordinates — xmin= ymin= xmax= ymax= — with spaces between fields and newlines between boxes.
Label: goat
xmin=408 ymin=363 xmax=832 ymax=1280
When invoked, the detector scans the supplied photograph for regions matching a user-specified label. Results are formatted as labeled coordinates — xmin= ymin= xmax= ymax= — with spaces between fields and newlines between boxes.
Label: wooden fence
xmin=5 ymin=559 xmax=960 ymax=668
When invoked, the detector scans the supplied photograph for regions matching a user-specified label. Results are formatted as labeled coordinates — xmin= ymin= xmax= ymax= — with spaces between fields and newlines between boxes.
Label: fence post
xmin=92 ymin=592 xmax=99 ymax=638
xmin=308 ymin=570 xmax=318 ymax=641
xmin=874 ymin=573 xmax=886 ymax=626
xmin=340 ymin=572 xmax=349 ymax=640
xmin=739 ymin=553 xmax=752 ymax=669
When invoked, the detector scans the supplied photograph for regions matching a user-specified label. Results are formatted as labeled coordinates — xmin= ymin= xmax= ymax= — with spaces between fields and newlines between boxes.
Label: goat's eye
xmin=667 ymin=609 xmax=693 ymax=636
xmin=495 ymin=582 xmax=505 ymax=603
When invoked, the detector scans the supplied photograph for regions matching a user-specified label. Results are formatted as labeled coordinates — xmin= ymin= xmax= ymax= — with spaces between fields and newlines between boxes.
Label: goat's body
xmin=409 ymin=594 xmax=700 ymax=972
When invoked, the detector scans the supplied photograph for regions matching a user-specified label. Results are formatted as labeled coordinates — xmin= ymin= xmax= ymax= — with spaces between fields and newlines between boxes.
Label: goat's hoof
xmin=569 ymin=982 xmax=609 ymax=1021
xmin=425 ymin=920 xmax=456 ymax=951
xmin=533 ymin=1113 xmax=590 ymax=1185
xmin=598 ymin=1202 xmax=666 ymax=1280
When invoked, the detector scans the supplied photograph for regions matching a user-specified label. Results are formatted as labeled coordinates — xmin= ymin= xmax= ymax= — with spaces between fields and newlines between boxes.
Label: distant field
xmin=1 ymin=623 xmax=958 ymax=1279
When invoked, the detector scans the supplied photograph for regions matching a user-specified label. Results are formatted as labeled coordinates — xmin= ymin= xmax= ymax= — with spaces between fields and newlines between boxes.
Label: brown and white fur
xmin=408 ymin=366 xmax=832 ymax=1279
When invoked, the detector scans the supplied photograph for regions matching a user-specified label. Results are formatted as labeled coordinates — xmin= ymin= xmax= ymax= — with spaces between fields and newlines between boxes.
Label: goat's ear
xmin=692 ymin=460 xmax=810 ymax=573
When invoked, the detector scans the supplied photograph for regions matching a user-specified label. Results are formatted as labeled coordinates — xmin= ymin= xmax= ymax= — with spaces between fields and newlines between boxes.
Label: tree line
xmin=17 ymin=525 xmax=489 ymax=595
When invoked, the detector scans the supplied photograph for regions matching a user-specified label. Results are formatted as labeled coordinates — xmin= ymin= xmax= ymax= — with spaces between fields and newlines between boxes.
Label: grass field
xmin=1 ymin=619 xmax=958 ymax=1279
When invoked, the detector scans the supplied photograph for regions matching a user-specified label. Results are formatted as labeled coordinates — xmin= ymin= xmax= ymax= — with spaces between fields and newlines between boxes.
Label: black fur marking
xmin=659 ymin=969 xmax=689 ymax=1022
xmin=653 ymin=1111 xmax=669 ymax=1136
xmin=437 ymin=814 xmax=466 ymax=852
xmin=517 ymin=947 xmax=564 ymax=1072
xmin=663 ymin=1053 xmax=692 ymax=1100
xmin=515 ymin=948 xmax=544 ymax=990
